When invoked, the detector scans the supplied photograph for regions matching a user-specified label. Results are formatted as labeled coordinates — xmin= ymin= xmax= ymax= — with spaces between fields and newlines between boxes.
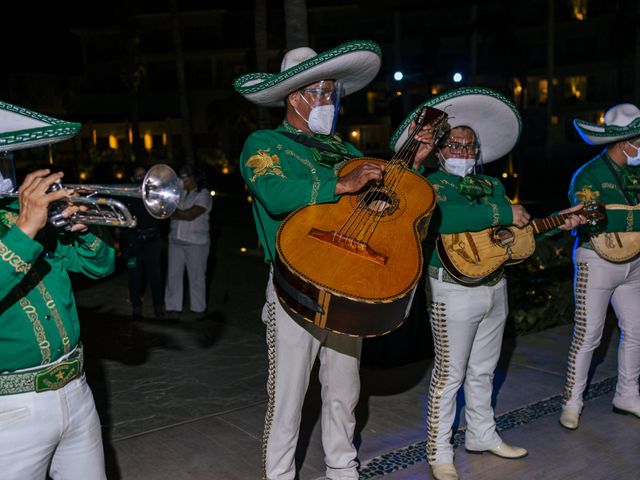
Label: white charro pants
xmin=425 ymin=270 xmax=508 ymax=465
xmin=563 ymin=247 xmax=640 ymax=412
xmin=164 ymin=240 xmax=210 ymax=313
xmin=262 ymin=270 xmax=362 ymax=480
xmin=0 ymin=375 xmax=106 ymax=480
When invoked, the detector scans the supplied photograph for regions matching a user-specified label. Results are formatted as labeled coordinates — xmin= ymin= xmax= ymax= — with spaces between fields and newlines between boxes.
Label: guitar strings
xmin=336 ymin=115 xmax=426 ymax=242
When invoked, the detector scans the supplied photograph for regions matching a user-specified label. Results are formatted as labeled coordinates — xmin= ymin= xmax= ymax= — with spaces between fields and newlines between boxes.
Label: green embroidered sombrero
xmin=233 ymin=40 xmax=381 ymax=107
xmin=390 ymin=86 xmax=522 ymax=164
xmin=0 ymin=100 xmax=81 ymax=152
xmin=574 ymin=103 xmax=640 ymax=145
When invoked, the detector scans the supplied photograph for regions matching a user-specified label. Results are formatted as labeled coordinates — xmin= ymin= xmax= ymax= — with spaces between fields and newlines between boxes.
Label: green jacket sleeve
xmin=240 ymin=131 xmax=340 ymax=216
xmin=0 ymin=226 xmax=43 ymax=301
xmin=54 ymin=227 xmax=115 ymax=279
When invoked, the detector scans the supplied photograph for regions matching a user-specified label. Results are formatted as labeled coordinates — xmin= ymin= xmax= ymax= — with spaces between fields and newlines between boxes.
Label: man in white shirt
xmin=164 ymin=164 xmax=212 ymax=320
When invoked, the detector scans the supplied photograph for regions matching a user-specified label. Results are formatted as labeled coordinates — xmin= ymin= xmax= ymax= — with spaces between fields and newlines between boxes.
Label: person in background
xmin=0 ymin=100 xmax=115 ymax=479
xmin=119 ymin=165 xmax=165 ymax=321
xmin=164 ymin=164 xmax=212 ymax=321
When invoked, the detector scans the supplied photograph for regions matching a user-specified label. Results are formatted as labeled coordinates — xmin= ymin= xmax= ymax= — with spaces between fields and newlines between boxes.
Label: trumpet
xmin=7 ymin=164 xmax=183 ymax=229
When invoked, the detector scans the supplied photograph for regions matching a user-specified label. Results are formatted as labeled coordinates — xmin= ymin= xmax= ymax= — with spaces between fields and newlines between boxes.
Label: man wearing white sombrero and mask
xmin=559 ymin=103 xmax=640 ymax=430
xmin=0 ymin=101 xmax=115 ymax=479
xmin=390 ymin=87 xmax=584 ymax=480
xmin=234 ymin=41 xmax=433 ymax=480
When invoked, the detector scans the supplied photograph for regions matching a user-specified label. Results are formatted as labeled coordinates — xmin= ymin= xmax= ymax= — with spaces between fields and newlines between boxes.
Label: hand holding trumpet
xmin=16 ymin=170 xmax=88 ymax=239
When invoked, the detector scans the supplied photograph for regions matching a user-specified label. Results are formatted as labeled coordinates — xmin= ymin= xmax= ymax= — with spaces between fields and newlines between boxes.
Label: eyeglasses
xmin=441 ymin=142 xmax=480 ymax=155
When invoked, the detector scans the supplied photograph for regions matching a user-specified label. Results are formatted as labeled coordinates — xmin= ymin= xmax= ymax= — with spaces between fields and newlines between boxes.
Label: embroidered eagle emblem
xmin=576 ymin=185 xmax=600 ymax=203
xmin=246 ymin=149 xmax=286 ymax=182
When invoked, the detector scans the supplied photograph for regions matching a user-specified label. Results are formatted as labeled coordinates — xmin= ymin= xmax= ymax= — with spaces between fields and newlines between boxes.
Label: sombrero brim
xmin=389 ymin=87 xmax=522 ymax=164
xmin=0 ymin=101 xmax=81 ymax=152
xmin=573 ymin=117 xmax=640 ymax=145
xmin=233 ymin=40 xmax=381 ymax=107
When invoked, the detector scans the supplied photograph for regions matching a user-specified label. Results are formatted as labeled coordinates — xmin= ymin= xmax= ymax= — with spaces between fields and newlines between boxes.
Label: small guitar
xmin=436 ymin=203 xmax=606 ymax=285
xmin=590 ymin=204 xmax=640 ymax=262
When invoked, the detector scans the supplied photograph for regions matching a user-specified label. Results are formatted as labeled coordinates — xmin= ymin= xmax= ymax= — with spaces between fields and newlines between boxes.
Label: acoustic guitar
xmin=590 ymin=204 xmax=640 ymax=262
xmin=436 ymin=203 xmax=606 ymax=286
xmin=274 ymin=106 xmax=448 ymax=337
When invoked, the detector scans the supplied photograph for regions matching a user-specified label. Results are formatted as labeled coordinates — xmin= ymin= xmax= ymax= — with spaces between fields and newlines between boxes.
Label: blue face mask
xmin=624 ymin=142 xmax=640 ymax=167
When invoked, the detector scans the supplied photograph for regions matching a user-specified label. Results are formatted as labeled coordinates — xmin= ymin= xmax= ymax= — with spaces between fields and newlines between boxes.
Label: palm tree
xmin=284 ymin=0 xmax=308 ymax=49
xmin=255 ymin=0 xmax=270 ymax=130
xmin=170 ymin=0 xmax=196 ymax=165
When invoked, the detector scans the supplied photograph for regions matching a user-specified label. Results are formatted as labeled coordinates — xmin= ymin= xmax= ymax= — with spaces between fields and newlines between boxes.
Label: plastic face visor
xmin=298 ymin=80 xmax=343 ymax=107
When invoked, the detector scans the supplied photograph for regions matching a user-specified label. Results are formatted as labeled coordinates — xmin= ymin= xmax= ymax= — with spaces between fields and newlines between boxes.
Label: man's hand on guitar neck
xmin=335 ymin=163 xmax=384 ymax=195
xmin=557 ymin=203 xmax=587 ymax=231
xmin=511 ymin=204 xmax=531 ymax=228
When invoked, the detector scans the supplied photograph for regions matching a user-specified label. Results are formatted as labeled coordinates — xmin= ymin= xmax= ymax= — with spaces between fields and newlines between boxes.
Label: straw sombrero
xmin=0 ymin=100 xmax=81 ymax=152
xmin=574 ymin=103 xmax=640 ymax=145
xmin=389 ymin=87 xmax=522 ymax=164
xmin=233 ymin=40 xmax=381 ymax=107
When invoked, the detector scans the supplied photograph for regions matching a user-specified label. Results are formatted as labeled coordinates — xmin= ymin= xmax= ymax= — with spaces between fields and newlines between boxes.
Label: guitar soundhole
xmin=360 ymin=189 xmax=399 ymax=216
xmin=491 ymin=227 xmax=515 ymax=247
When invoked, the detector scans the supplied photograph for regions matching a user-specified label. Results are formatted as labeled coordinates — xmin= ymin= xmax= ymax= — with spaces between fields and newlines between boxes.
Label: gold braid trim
xmin=261 ymin=300 xmax=277 ymax=480
xmin=36 ymin=280 xmax=70 ymax=354
xmin=19 ymin=296 xmax=51 ymax=364
xmin=284 ymin=148 xmax=321 ymax=205
xmin=0 ymin=239 xmax=31 ymax=274
xmin=563 ymin=262 xmax=589 ymax=405
xmin=626 ymin=210 xmax=634 ymax=232
xmin=86 ymin=236 xmax=102 ymax=252
xmin=426 ymin=301 xmax=450 ymax=463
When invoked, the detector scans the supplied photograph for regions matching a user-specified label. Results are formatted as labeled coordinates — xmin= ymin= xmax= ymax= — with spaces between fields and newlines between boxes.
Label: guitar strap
xmin=603 ymin=155 xmax=638 ymax=205
xmin=276 ymin=131 xmax=359 ymax=159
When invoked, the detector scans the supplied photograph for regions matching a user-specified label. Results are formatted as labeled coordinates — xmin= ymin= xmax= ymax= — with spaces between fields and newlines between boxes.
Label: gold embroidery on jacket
xmin=246 ymin=150 xmax=286 ymax=182
xmin=576 ymin=185 xmax=600 ymax=203
xmin=0 ymin=240 xmax=31 ymax=274
xmin=19 ymin=297 xmax=51 ymax=364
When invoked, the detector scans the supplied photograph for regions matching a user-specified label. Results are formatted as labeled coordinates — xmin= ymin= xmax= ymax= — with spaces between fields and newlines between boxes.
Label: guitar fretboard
xmin=531 ymin=213 xmax=572 ymax=234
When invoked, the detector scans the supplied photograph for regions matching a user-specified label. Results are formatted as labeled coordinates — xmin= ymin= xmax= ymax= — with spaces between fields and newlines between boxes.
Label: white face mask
xmin=442 ymin=157 xmax=476 ymax=177
xmin=307 ymin=104 xmax=336 ymax=135
xmin=624 ymin=142 xmax=640 ymax=167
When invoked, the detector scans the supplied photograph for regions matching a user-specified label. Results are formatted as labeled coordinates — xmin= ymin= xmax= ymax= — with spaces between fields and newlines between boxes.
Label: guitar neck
xmin=531 ymin=212 xmax=573 ymax=234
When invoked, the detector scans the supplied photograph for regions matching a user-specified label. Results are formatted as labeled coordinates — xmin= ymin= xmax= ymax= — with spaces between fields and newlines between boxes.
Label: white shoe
xmin=559 ymin=407 xmax=580 ymax=430
xmin=430 ymin=463 xmax=459 ymax=480
xmin=466 ymin=441 xmax=528 ymax=459
xmin=612 ymin=404 xmax=640 ymax=419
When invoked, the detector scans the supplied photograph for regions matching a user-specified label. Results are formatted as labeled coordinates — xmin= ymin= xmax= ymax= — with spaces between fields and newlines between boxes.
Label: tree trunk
xmin=284 ymin=0 xmax=309 ymax=50
xmin=255 ymin=0 xmax=270 ymax=130
xmin=170 ymin=0 xmax=196 ymax=165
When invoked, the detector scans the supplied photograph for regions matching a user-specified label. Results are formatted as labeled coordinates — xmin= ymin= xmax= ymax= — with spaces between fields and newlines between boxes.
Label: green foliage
xmin=506 ymin=232 xmax=576 ymax=336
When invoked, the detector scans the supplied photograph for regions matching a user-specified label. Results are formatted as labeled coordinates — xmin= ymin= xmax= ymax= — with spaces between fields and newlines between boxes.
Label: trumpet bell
xmin=143 ymin=164 xmax=182 ymax=219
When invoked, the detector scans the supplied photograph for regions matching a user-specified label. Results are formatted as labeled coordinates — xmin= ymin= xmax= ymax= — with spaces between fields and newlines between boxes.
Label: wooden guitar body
xmin=275 ymin=157 xmax=436 ymax=337
xmin=590 ymin=231 xmax=640 ymax=262
xmin=437 ymin=225 xmax=536 ymax=285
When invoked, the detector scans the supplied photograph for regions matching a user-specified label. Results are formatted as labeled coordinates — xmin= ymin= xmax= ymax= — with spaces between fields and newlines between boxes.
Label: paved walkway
xmin=75 ymin=268 xmax=639 ymax=480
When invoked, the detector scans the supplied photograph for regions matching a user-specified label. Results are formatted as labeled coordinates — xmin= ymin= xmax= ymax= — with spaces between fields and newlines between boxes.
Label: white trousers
xmin=563 ymin=247 xmax=640 ymax=411
xmin=262 ymin=271 xmax=362 ymax=480
xmin=0 ymin=375 xmax=106 ymax=480
xmin=425 ymin=272 xmax=508 ymax=464
xmin=164 ymin=240 xmax=210 ymax=313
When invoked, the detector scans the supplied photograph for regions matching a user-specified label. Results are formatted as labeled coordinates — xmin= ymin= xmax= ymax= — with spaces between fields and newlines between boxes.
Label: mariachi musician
xmin=234 ymin=40 xmax=434 ymax=480
xmin=0 ymin=101 xmax=114 ymax=479
xmin=389 ymin=87 xmax=585 ymax=480
xmin=560 ymin=103 xmax=640 ymax=429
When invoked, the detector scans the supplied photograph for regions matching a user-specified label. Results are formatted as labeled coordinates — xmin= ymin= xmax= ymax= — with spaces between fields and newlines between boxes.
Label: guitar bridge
xmin=308 ymin=228 xmax=387 ymax=265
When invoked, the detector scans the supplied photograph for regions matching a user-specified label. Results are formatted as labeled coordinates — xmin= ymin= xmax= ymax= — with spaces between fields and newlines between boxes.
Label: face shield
xmin=0 ymin=152 xmax=17 ymax=193
xmin=297 ymin=80 xmax=344 ymax=135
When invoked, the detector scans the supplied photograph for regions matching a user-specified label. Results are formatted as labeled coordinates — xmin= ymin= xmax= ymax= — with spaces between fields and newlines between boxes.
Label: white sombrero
xmin=573 ymin=103 xmax=640 ymax=145
xmin=0 ymin=100 xmax=81 ymax=152
xmin=233 ymin=40 xmax=381 ymax=107
xmin=389 ymin=86 xmax=522 ymax=164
